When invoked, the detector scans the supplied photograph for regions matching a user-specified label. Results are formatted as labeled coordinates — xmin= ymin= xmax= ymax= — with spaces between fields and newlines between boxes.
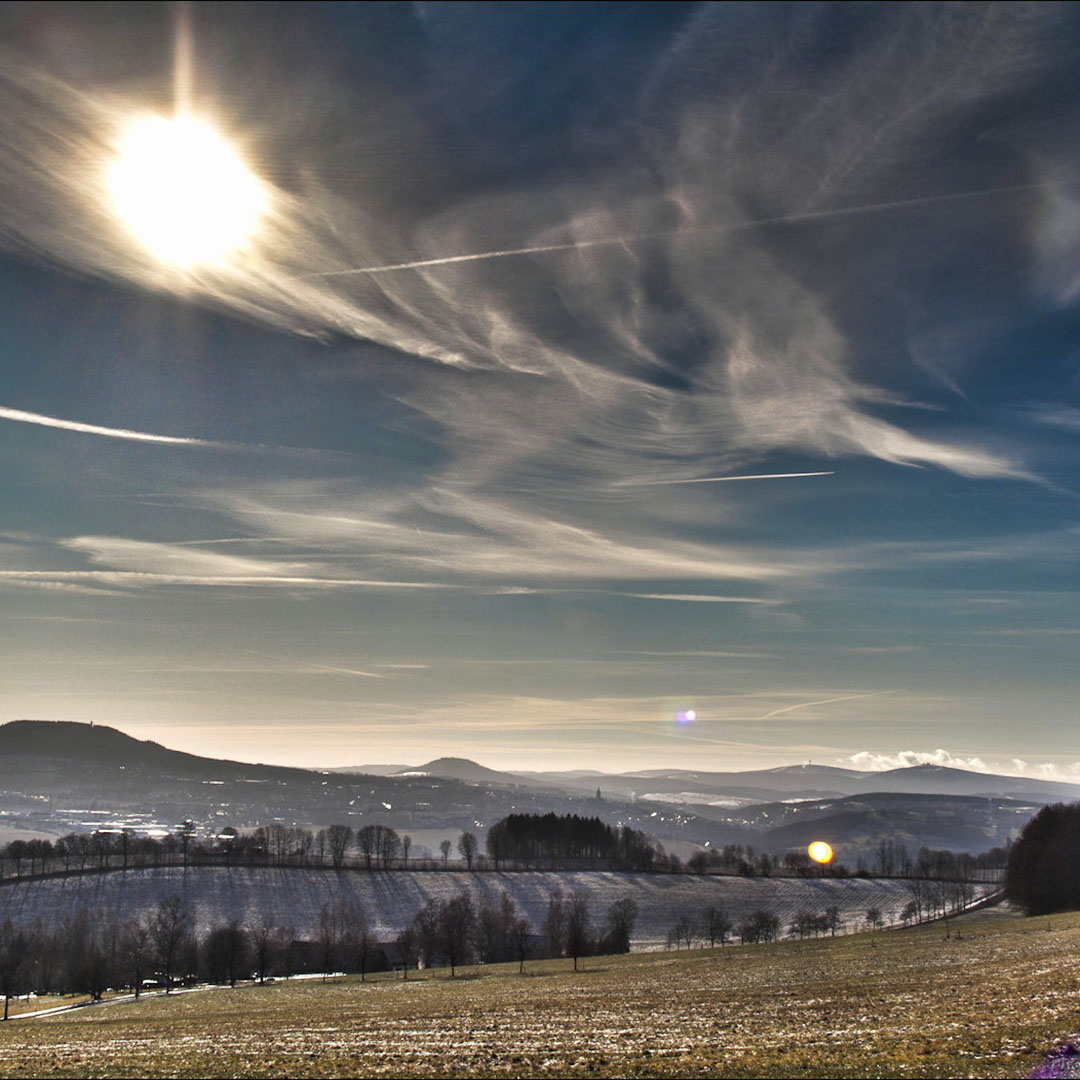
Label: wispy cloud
xmin=303 ymin=181 xmax=1053 ymax=279
xmin=0 ymin=569 xmax=455 ymax=593
xmin=0 ymin=4 xmax=1043 ymax=489
xmin=209 ymin=485 xmax=801 ymax=584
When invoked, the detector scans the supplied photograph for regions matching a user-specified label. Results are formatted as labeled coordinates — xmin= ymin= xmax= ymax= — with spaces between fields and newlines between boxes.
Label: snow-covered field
xmin=0 ymin=867 xmax=978 ymax=947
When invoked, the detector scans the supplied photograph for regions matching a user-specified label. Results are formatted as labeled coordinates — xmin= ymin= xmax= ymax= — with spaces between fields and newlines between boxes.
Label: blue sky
xmin=0 ymin=2 xmax=1079 ymax=773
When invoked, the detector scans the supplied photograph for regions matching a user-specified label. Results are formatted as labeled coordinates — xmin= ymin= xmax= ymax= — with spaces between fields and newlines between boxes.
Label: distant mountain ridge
xmin=4 ymin=721 xmax=1078 ymax=805
xmin=1 ymin=720 xmax=1076 ymax=859
xmin=376 ymin=757 xmax=1080 ymax=804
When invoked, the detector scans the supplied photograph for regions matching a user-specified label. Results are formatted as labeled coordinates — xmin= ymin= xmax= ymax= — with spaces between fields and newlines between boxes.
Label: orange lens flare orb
xmin=808 ymin=840 xmax=834 ymax=864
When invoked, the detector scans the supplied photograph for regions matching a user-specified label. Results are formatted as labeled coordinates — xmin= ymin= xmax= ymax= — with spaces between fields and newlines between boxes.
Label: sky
xmin=0 ymin=1 xmax=1079 ymax=775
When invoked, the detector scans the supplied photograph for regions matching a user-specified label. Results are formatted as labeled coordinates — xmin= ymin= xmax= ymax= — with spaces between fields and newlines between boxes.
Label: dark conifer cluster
xmin=484 ymin=813 xmax=659 ymax=870
xmin=1005 ymin=802 xmax=1080 ymax=915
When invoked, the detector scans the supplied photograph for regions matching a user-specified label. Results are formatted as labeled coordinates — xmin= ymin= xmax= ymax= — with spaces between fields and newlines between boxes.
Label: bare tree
xmin=356 ymin=826 xmax=377 ymax=870
xmin=401 ymin=835 xmax=412 ymax=866
xmin=343 ymin=909 xmax=376 ymax=982
xmin=485 ymin=820 xmax=509 ymax=871
xmin=265 ymin=824 xmax=292 ymax=865
xmin=457 ymin=831 xmax=478 ymax=870
xmin=327 ymin=825 xmax=353 ymax=870
xmin=376 ymin=826 xmax=401 ymax=869
xmin=824 ymin=905 xmax=841 ymax=937
xmin=564 ymin=890 xmax=593 ymax=971
xmin=396 ymin=924 xmax=419 ymax=980
xmin=668 ymin=914 xmax=694 ymax=950
xmin=439 ymin=894 xmax=476 ymax=977
xmin=543 ymin=890 xmax=565 ymax=958
xmin=474 ymin=893 xmax=505 ymax=964
xmin=317 ymin=903 xmax=339 ymax=981
xmin=296 ymin=830 xmax=314 ymax=866
xmin=251 ymin=918 xmax=289 ymax=985
xmin=150 ymin=895 xmax=194 ymax=994
xmin=865 ymin=906 xmax=884 ymax=945
xmin=703 ymin=905 xmax=732 ymax=947
xmin=0 ymin=918 xmax=28 ymax=1021
xmin=123 ymin=916 xmax=152 ymax=999
xmin=511 ymin=915 xmax=533 ymax=974
xmin=69 ymin=908 xmax=121 ymax=1002
xmin=118 ymin=829 xmax=133 ymax=871
xmin=602 ymin=898 xmax=638 ymax=954
xmin=413 ymin=900 xmax=441 ymax=970
xmin=906 ymin=879 xmax=926 ymax=923
xmin=439 ymin=839 xmax=452 ymax=867
xmin=738 ymin=909 xmax=781 ymax=944
xmin=24 ymin=917 xmax=58 ymax=999
xmin=202 ymin=919 xmax=249 ymax=987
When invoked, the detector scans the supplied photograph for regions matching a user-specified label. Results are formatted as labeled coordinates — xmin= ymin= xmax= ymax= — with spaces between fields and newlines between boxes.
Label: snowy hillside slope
xmin=0 ymin=867 xmax=986 ymax=949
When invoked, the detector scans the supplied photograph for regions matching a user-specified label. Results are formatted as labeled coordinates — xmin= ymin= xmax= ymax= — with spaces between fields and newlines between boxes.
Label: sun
xmin=107 ymin=115 xmax=265 ymax=268
xmin=808 ymin=840 xmax=834 ymax=864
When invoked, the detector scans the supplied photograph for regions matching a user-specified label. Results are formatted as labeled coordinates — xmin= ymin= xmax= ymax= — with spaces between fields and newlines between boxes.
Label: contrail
xmin=760 ymin=690 xmax=895 ymax=720
xmin=301 ymin=180 xmax=1062 ymax=279
xmin=241 ymin=648 xmax=385 ymax=679
xmin=623 ymin=471 xmax=835 ymax=487
xmin=0 ymin=404 xmax=347 ymax=459
xmin=299 ymin=660 xmax=386 ymax=679
xmin=0 ymin=405 xmax=218 ymax=446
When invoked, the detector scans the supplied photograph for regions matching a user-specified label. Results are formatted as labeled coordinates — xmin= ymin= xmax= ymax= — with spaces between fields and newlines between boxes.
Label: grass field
xmin=1 ymin=905 xmax=1077 ymax=1078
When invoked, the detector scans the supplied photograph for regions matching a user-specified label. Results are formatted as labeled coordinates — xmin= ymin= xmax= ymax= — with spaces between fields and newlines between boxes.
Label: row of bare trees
xmin=0 ymin=893 xmax=397 ymax=1020
xmin=3 ymin=827 xmax=1009 ymax=887
xmin=668 ymin=905 xmax=789 ymax=949
xmin=392 ymin=889 xmax=640 ymax=978
xmin=0 ymin=896 xmax=200 ymax=1020
xmin=0 ymin=884 xmax=647 ymax=1017
xmin=0 ymin=826 xmax=486 ymax=880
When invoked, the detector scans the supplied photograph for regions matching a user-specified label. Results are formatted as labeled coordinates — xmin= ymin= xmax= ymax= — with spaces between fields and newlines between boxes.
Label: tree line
xmin=664 ymin=876 xmax=986 ymax=954
xmin=0 ymin=896 xmax=213 ymax=1021
xmin=666 ymin=904 xmax=788 ymax=949
xmin=1 ymin=821 xmax=1009 ymax=884
xmin=0 ymin=885 xmax=648 ymax=1018
xmin=395 ymin=888 xmax=639 ymax=977
xmin=0 ymin=825 xmax=476 ymax=879
xmin=0 ymin=819 xmax=672 ymax=879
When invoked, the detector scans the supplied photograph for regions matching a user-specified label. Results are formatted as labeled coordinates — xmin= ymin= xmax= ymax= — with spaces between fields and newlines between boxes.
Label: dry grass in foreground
xmin=1 ymin=906 xmax=1078 ymax=1078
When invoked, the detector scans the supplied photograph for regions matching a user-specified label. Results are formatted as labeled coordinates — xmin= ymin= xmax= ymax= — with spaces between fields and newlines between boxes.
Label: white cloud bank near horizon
xmin=846 ymin=748 xmax=1080 ymax=784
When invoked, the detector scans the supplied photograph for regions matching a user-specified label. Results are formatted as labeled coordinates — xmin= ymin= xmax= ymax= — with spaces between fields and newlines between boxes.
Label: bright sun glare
xmin=107 ymin=115 xmax=264 ymax=268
